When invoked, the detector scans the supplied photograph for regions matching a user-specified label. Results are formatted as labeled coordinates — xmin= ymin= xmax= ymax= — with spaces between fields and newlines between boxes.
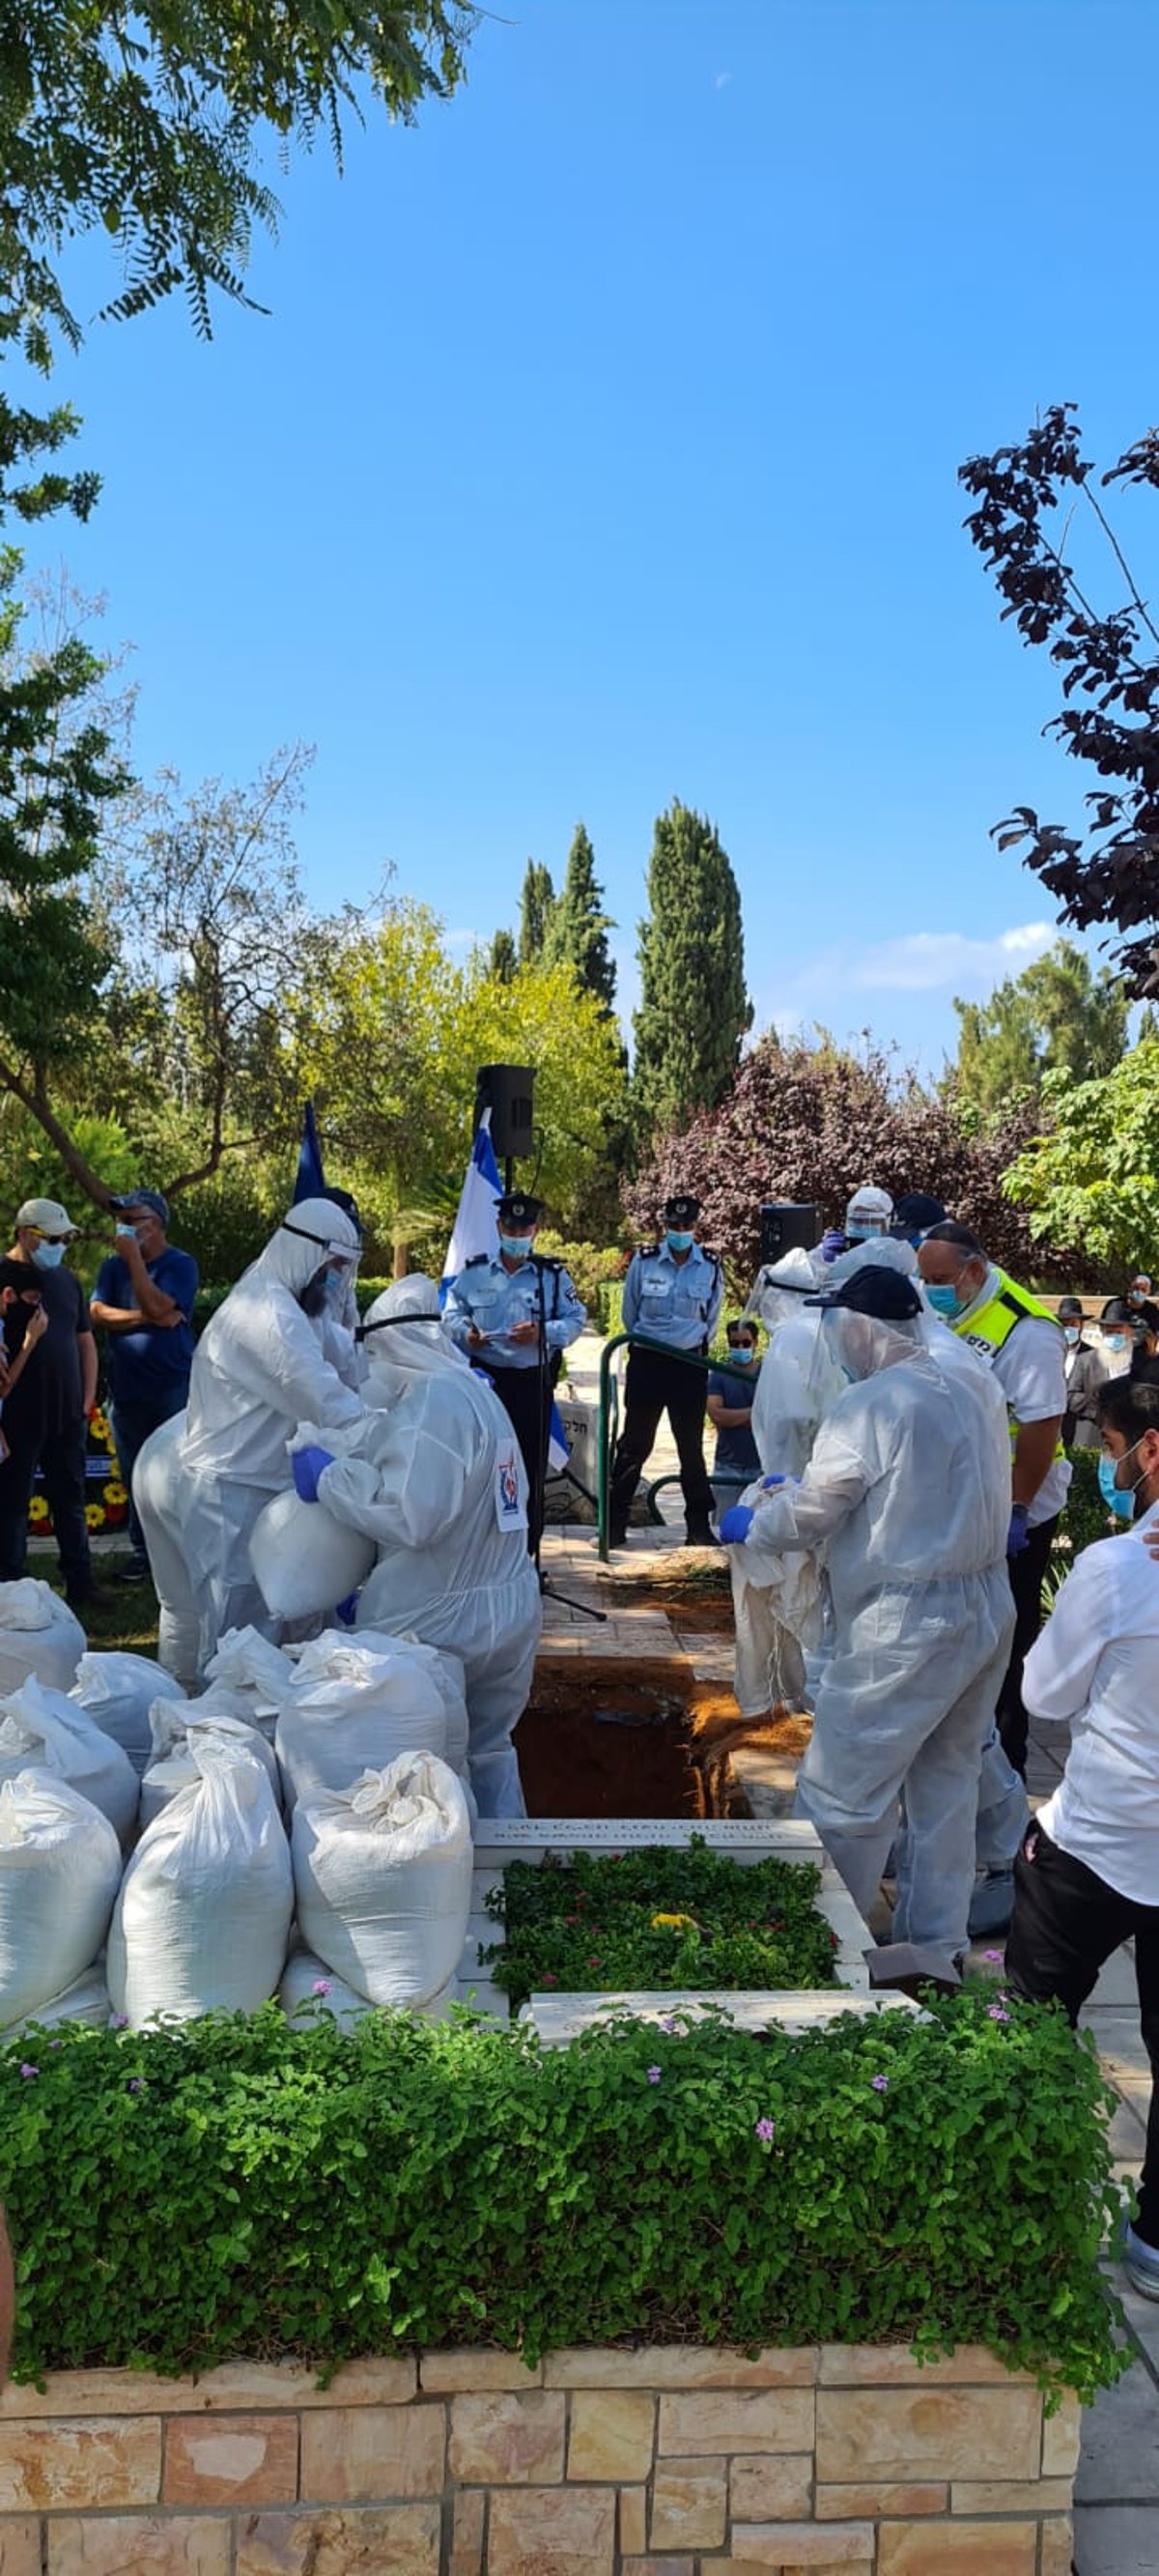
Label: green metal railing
xmin=595 ymin=1333 xmax=750 ymax=1560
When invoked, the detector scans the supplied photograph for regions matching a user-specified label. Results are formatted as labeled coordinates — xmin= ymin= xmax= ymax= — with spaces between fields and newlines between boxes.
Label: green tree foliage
xmin=950 ymin=938 xmax=1129 ymax=1121
xmin=544 ymin=821 xmax=617 ymax=1014
xmin=633 ymin=800 xmax=751 ymax=1139
xmin=1002 ymin=1038 xmax=1159 ymax=1275
xmin=1 ymin=0 xmax=477 ymax=363
xmin=517 ymin=859 xmax=555 ymax=964
xmin=487 ymin=927 xmax=517 ymax=984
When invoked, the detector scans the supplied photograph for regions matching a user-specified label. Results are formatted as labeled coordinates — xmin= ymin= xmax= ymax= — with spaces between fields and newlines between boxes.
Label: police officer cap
xmin=807 ymin=1266 xmax=922 ymax=1322
xmin=495 ymin=1191 xmax=543 ymax=1226
xmin=664 ymin=1192 xmax=701 ymax=1225
xmin=891 ymin=1190 xmax=946 ymax=1234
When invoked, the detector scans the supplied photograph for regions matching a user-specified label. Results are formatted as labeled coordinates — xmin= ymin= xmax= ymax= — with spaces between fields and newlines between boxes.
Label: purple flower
xmin=754 ymin=2116 xmax=776 ymax=2143
xmin=47 ymin=2039 xmax=63 ymax=2050
xmin=987 ymin=2006 xmax=1010 ymax=2024
xmin=112 ymin=2014 xmax=128 ymax=2029
xmin=870 ymin=2074 xmax=889 ymax=2094
xmin=983 ymin=1948 xmax=1004 ymax=1962
xmin=127 ymin=2078 xmax=146 ymax=2094
xmin=660 ymin=2016 xmax=679 ymax=2036
xmin=311 ymin=1979 xmax=332 ymax=1997
xmin=18 ymin=2063 xmax=38 ymax=2080
xmin=646 ymin=2065 xmax=662 ymax=2084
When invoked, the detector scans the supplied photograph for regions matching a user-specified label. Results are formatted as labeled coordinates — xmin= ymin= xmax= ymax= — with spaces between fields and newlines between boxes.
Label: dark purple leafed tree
xmin=959 ymin=403 xmax=1159 ymax=991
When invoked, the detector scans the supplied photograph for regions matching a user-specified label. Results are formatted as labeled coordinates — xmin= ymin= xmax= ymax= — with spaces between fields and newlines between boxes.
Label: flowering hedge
xmin=484 ymin=1845 xmax=837 ymax=2009
xmin=0 ymin=1989 xmax=1123 ymax=2399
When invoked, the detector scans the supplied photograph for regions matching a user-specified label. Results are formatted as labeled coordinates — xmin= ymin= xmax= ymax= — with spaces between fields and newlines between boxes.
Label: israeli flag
xmin=440 ymin=1112 xmax=502 ymax=1304
xmin=441 ymin=1115 xmax=571 ymax=1475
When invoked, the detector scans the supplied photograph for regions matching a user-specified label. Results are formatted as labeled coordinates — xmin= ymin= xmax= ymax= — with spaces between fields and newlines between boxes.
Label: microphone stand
xmin=534 ymin=1255 xmax=605 ymax=1622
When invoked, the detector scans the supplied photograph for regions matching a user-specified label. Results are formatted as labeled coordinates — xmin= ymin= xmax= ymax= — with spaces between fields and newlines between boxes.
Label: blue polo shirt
xmin=92 ymin=1246 xmax=199 ymax=1404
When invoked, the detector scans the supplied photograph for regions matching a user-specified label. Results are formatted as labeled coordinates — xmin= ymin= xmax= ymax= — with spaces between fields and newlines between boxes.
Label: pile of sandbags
xmin=108 ymin=1736 xmax=294 ymax=2027
xmin=139 ymin=1703 xmax=281 ymax=1831
xmin=202 ymin=1626 xmax=297 ymax=1742
xmin=4 ymin=1963 xmax=111 ymax=2037
xmin=274 ymin=1633 xmax=449 ymax=1814
xmin=0 ymin=1676 xmax=138 ymax=1845
xmin=0 ymin=1581 xmax=85 ymax=1695
xmin=356 ymin=1631 xmax=470 ymax=1782
xmin=0 ymin=1772 xmax=122 ymax=2026
xmin=292 ymin=1753 xmax=472 ymax=2009
xmin=71 ymin=1651 xmax=187 ymax=1779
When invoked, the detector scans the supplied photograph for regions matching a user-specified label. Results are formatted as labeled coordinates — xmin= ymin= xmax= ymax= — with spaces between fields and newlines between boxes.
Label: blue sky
xmin=27 ymin=0 xmax=1159 ymax=1073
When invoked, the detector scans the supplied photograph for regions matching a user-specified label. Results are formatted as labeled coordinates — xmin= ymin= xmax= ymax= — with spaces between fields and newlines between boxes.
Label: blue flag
xmin=294 ymin=1102 xmax=325 ymax=1203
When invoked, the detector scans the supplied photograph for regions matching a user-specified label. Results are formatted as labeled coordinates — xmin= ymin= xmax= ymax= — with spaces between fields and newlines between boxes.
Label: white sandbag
xmin=249 ymin=1489 xmax=376 ymax=1624
xmin=356 ymin=1631 xmax=470 ymax=1780
xmin=292 ymin=1754 xmax=472 ymax=2007
xmin=279 ymin=1945 xmax=372 ymax=2029
xmin=71 ymin=1651 xmax=186 ymax=1779
xmin=0 ymin=1581 xmax=85 ymax=1695
xmin=139 ymin=1702 xmax=281 ymax=1831
xmin=0 ymin=1773 xmax=122 ymax=2024
xmin=202 ymin=1627 xmax=297 ymax=1740
xmin=108 ymin=1737 xmax=294 ymax=2027
xmin=275 ymin=1634 xmax=448 ymax=1815
xmin=4 ymin=1961 xmax=111 ymax=2035
xmin=0 ymin=1675 xmax=139 ymax=1845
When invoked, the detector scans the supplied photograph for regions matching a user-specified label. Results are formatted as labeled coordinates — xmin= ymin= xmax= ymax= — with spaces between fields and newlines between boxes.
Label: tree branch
xmin=0 ymin=1055 xmax=115 ymax=1209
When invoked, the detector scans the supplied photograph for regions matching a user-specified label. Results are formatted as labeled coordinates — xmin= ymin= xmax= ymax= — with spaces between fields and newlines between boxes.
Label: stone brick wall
xmin=0 ymin=2342 xmax=1077 ymax=2573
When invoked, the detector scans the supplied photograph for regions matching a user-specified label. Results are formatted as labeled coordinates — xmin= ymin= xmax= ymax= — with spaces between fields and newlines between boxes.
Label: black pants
xmin=609 ymin=1345 xmax=715 ymax=1540
xmin=997 ymin=1512 xmax=1059 ymax=1776
xmin=1007 ymin=1821 xmax=1159 ymax=2244
xmin=487 ymin=1359 xmax=560 ymax=1555
xmin=0 ymin=1416 xmax=92 ymax=1594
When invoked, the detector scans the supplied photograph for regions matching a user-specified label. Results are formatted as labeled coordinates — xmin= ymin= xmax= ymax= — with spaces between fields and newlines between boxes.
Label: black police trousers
xmin=608 ymin=1344 xmax=715 ymax=1540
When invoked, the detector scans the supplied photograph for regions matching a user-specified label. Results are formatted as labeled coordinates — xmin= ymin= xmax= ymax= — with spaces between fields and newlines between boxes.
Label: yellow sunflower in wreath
xmin=28 ymin=1495 xmax=49 ymax=1525
xmin=89 ymin=1410 xmax=111 ymax=1445
xmin=84 ymin=1503 xmax=107 ymax=1531
xmin=103 ymin=1481 xmax=127 ymax=1506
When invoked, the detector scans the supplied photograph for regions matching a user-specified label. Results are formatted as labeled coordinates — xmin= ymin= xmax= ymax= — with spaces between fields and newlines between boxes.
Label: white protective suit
xmin=731 ymin=1241 xmax=918 ymax=1719
xmin=732 ymin=1298 xmax=1015 ymax=1964
xmin=300 ymin=1275 xmax=543 ymax=1819
xmin=138 ymin=1202 xmax=365 ymax=1679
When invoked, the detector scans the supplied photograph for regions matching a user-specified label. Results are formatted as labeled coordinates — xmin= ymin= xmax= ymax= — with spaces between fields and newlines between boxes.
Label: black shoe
xmin=608 ymin=1528 xmax=629 ymax=1550
xmin=67 ymin=1584 xmax=112 ymax=1612
xmin=113 ymin=1559 xmax=149 ymax=1585
xmin=685 ymin=1527 xmax=721 ymax=1549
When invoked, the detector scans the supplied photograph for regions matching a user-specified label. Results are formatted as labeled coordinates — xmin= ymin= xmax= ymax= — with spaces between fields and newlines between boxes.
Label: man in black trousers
xmin=609 ymin=1192 xmax=723 ymax=1549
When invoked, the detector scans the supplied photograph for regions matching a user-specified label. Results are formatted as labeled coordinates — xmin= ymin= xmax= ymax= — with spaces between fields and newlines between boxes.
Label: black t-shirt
xmin=3 ymin=1262 xmax=86 ymax=1437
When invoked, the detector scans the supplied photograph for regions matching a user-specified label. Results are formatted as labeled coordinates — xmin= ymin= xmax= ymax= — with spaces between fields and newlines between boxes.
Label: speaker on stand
xmin=474 ymin=1064 xmax=535 ymax=1188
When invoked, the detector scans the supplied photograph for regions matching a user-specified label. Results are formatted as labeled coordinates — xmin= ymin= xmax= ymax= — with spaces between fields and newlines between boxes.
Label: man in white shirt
xmin=1005 ymin=1370 xmax=1159 ymax=2300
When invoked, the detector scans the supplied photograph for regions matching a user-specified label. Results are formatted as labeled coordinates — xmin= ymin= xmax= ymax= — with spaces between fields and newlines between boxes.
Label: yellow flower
xmin=89 ymin=1410 xmax=109 ymax=1441
xmin=84 ymin=1503 xmax=106 ymax=1531
xmin=103 ymin=1482 xmax=127 ymax=1506
xmin=28 ymin=1496 xmax=49 ymax=1524
xmin=651 ymin=1912 xmax=698 ymax=1932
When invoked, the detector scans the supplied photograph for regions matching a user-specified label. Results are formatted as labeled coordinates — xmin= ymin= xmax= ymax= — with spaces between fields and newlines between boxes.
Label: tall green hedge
xmin=0 ymin=1991 xmax=1123 ymax=2398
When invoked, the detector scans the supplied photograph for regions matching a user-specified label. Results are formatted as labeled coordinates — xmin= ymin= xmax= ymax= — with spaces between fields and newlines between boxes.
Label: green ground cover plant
xmin=482 ymin=1843 xmax=838 ymax=2010
xmin=0 ymin=1992 xmax=1123 ymax=2399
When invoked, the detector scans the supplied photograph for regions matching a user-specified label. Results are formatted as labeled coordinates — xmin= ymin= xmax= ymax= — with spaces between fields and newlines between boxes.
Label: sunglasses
xmin=31 ymin=1231 xmax=71 ymax=1246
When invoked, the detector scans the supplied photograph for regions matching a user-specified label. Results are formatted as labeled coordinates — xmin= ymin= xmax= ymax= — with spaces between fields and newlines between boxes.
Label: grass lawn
xmin=36 ymin=1552 xmax=162 ymax=1658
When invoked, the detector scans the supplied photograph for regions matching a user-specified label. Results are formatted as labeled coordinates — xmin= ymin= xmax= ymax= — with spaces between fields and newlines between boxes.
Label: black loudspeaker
xmin=760 ymin=1201 xmax=820 ymax=1262
xmin=475 ymin=1064 xmax=535 ymax=1160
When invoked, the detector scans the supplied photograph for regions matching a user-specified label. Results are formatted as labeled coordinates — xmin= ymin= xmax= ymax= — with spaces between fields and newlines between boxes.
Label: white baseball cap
xmin=844 ymin=1184 xmax=894 ymax=1233
xmin=14 ymin=1197 xmax=79 ymax=1239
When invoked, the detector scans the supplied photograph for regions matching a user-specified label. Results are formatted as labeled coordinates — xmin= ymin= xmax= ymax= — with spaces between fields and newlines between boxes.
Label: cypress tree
xmin=487 ymin=928 xmax=517 ymax=984
xmin=518 ymin=860 xmax=555 ymax=963
xmin=545 ymin=822 xmax=617 ymax=1014
xmin=633 ymin=799 xmax=751 ymax=1136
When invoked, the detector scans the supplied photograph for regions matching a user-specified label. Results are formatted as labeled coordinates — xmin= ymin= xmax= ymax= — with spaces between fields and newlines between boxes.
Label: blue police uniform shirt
xmin=92 ymin=1245 xmax=199 ymax=1404
xmin=443 ymin=1253 xmax=586 ymax=1372
xmin=622 ymin=1240 xmax=723 ymax=1353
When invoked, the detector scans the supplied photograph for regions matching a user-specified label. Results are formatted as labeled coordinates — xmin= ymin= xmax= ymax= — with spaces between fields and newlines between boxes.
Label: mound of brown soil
xmin=513 ymin=1656 xmax=812 ymax=1821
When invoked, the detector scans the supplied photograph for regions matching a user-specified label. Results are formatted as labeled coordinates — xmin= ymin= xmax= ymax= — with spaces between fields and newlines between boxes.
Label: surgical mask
xmin=1098 ymin=1434 xmax=1149 ymax=1520
xmin=499 ymin=1234 xmax=533 ymax=1260
xmin=30 ymin=1241 xmax=66 ymax=1271
xmin=846 ymin=1223 xmax=881 ymax=1244
xmin=1104 ymin=1332 xmax=1128 ymax=1355
xmin=727 ymin=1345 xmax=756 ymax=1366
xmin=323 ymin=1269 xmax=347 ymax=1306
xmin=925 ymin=1281 xmax=965 ymax=1321
xmin=1063 ymin=1326 xmax=1080 ymax=1346
xmin=666 ymin=1230 xmax=694 ymax=1252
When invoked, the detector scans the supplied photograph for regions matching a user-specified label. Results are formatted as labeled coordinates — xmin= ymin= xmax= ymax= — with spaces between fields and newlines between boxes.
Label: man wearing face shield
xmin=288 ymin=1275 xmax=542 ymax=1818
xmin=136 ymin=1199 xmax=365 ymax=1676
xmin=720 ymin=1266 xmax=1015 ymax=1969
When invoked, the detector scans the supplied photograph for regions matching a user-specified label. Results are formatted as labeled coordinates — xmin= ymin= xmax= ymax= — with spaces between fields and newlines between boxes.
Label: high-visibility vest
xmin=952 ymin=1272 xmax=1066 ymax=1460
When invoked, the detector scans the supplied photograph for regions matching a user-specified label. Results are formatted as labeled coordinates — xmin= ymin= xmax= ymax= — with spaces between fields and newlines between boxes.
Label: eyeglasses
xmin=31 ymin=1231 xmax=70 ymax=1246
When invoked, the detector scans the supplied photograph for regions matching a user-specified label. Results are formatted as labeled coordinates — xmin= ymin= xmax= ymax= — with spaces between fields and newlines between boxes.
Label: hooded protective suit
xmin=163 ymin=1203 xmax=365 ymax=1674
xmin=302 ymin=1275 xmax=542 ymax=1818
xmin=732 ymin=1296 xmax=1015 ymax=1963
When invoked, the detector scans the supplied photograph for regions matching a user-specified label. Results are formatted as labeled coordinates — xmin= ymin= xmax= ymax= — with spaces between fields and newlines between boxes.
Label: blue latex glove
xmin=334 ymin=1590 xmax=360 ymax=1627
xmin=820 ymin=1229 xmax=846 ymax=1264
xmin=761 ymin=1474 xmax=787 ymax=1490
xmin=293 ymin=1445 xmax=334 ymax=1504
xmin=720 ymin=1503 xmax=755 ymax=1545
xmin=1006 ymin=1503 xmax=1030 ymax=1558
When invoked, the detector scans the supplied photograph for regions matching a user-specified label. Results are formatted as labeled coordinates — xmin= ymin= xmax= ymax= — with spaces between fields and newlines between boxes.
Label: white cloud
xmin=444 ymin=926 xmax=482 ymax=959
xmin=757 ymin=921 xmax=1056 ymax=1018
xmin=714 ymin=70 xmax=733 ymax=89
